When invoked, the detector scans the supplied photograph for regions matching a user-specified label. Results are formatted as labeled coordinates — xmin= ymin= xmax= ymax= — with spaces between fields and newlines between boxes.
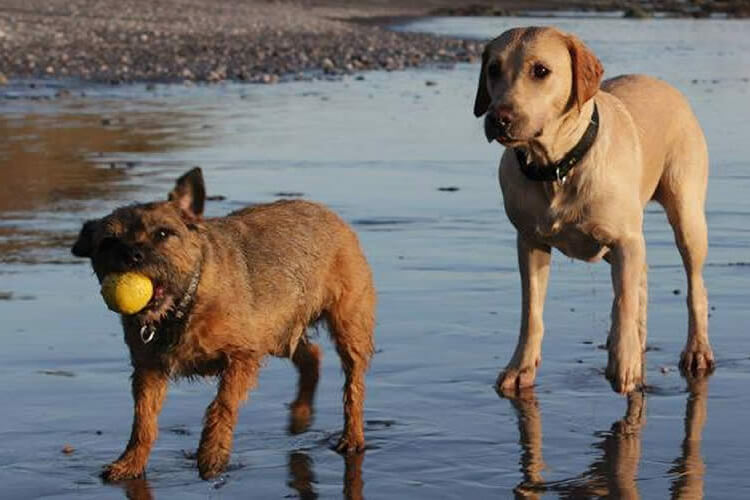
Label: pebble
xmin=261 ymin=73 xmax=279 ymax=84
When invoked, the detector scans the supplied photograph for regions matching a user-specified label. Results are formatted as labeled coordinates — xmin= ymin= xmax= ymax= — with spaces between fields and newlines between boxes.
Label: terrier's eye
xmin=532 ymin=63 xmax=550 ymax=79
xmin=99 ymin=236 xmax=117 ymax=252
xmin=487 ymin=62 xmax=501 ymax=79
xmin=154 ymin=228 xmax=174 ymax=241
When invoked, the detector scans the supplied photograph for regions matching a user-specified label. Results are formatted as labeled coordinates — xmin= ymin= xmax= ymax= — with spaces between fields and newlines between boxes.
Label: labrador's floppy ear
xmin=71 ymin=219 xmax=100 ymax=258
xmin=169 ymin=167 xmax=206 ymax=220
xmin=566 ymin=35 xmax=604 ymax=110
xmin=473 ymin=45 xmax=491 ymax=117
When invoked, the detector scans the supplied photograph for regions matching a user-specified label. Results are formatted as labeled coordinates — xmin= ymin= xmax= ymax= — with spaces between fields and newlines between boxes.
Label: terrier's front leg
xmin=102 ymin=368 xmax=168 ymax=481
xmin=497 ymin=236 xmax=551 ymax=394
xmin=197 ymin=357 xmax=259 ymax=479
xmin=605 ymin=235 xmax=646 ymax=394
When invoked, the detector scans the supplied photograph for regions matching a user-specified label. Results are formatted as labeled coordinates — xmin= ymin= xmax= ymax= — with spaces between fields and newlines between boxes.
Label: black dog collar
xmin=515 ymin=103 xmax=599 ymax=183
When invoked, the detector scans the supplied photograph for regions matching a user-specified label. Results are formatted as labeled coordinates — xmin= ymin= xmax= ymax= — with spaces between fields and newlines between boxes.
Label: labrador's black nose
xmin=484 ymin=106 xmax=514 ymax=143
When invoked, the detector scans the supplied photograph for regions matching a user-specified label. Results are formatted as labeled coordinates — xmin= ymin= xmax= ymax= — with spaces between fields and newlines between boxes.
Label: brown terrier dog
xmin=71 ymin=168 xmax=376 ymax=480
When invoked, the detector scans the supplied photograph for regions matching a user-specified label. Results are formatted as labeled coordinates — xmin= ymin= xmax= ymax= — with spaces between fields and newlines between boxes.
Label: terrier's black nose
xmin=121 ymin=244 xmax=145 ymax=265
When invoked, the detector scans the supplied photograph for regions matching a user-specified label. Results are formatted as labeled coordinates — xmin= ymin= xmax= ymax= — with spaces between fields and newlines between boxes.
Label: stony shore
xmin=0 ymin=0 xmax=482 ymax=85
xmin=0 ymin=0 xmax=747 ymax=85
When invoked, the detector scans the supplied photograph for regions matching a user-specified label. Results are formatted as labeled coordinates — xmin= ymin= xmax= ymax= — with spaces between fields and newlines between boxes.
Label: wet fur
xmin=72 ymin=168 xmax=376 ymax=480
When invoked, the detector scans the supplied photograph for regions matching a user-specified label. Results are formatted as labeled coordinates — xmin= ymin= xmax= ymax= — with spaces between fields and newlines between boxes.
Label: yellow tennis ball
xmin=100 ymin=272 xmax=154 ymax=315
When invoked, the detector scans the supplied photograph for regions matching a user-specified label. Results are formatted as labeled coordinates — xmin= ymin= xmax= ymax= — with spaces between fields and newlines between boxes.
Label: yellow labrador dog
xmin=474 ymin=27 xmax=714 ymax=394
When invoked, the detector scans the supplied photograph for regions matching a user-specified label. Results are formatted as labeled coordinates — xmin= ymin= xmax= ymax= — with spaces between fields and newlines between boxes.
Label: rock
xmin=261 ymin=73 xmax=278 ymax=84
xmin=61 ymin=444 xmax=75 ymax=455
xmin=623 ymin=4 xmax=652 ymax=18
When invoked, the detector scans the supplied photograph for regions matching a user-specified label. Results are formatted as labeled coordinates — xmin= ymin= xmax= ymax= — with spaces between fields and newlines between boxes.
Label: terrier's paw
xmin=334 ymin=434 xmax=365 ymax=455
xmin=288 ymin=402 xmax=313 ymax=435
xmin=101 ymin=458 xmax=145 ymax=482
xmin=605 ymin=335 xmax=643 ymax=394
xmin=680 ymin=344 xmax=715 ymax=375
xmin=197 ymin=449 xmax=229 ymax=480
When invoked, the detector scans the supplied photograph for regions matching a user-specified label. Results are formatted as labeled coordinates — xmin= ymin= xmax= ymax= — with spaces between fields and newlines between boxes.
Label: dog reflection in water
xmin=110 ymin=451 xmax=364 ymax=500
xmin=288 ymin=450 xmax=364 ymax=500
xmin=505 ymin=378 xmax=708 ymax=499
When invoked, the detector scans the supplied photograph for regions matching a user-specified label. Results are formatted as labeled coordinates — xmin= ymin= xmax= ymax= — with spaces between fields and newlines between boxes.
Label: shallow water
xmin=1 ymin=16 xmax=749 ymax=499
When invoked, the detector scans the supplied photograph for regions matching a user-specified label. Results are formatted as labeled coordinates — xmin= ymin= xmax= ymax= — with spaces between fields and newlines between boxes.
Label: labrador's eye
xmin=487 ymin=62 xmax=501 ymax=79
xmin=532 ymin=63 xmax=550 ymax=79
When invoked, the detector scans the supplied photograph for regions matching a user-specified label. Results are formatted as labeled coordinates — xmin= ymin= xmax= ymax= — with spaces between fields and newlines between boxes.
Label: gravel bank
xmin=0 ymin=0 xmax=481 ymax=84
xmin=2 ymin=0 xmax=744 ymax=86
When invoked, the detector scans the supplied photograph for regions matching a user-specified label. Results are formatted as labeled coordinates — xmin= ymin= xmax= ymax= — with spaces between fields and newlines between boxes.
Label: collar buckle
xmin=140 ymin=324 xmax=156 ymax=344
xmin=556 ymin=166 xmax=566 ymax=185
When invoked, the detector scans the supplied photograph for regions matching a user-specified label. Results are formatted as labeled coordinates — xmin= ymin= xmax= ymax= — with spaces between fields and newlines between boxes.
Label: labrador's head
xmin=474 ymin=27 xmax=603 ymax=146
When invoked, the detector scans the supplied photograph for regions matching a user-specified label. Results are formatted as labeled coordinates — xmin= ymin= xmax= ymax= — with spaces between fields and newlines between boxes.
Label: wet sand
xmin=1 ymin=14 xmax=749 ymax=500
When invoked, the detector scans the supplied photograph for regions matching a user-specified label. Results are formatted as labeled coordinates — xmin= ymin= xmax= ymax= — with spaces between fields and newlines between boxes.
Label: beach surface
xmin=1 ymin=11 xmax=749 ymax=500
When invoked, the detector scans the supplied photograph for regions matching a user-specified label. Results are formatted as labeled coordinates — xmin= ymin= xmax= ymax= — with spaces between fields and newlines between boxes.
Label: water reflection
xmin=669 ymin=376 xmax=709 ymax=500
xmin=288 ymin=451 xmax=317 ymax=500
xmin=0 ymin=106 xmax=200 ymax=265
xmin=114 ymin=478 xmax=154 ymax=500
xmin=288 ymin=450 xmax=365 ymax=500
xmin=504 ymin=379 xmax=709 ymax=500
xmin=108 ymin=449 xmax=365 ymax=500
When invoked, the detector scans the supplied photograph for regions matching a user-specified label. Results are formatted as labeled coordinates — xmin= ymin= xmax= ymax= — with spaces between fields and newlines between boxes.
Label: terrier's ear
xmin=71 ymin=219 xmax=100 ymax=258
xmin=473 ymin=46 xmax=491 ymax=118
xmin=169 ymin=167 xmax=206 ymax=220
xmin=566 ymin=35 xmax=604 ymax=110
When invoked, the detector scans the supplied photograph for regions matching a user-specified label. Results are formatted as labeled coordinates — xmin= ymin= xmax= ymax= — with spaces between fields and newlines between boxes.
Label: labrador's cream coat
xmin=474 ymin=27 xmax=713 ymax=394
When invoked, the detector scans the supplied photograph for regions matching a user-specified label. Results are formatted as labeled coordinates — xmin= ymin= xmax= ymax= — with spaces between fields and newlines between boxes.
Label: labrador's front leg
xmin=606 ymin=235 xmax=646 ymax=394
xmin=498 ymin=235 xmax=551 ymax=394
